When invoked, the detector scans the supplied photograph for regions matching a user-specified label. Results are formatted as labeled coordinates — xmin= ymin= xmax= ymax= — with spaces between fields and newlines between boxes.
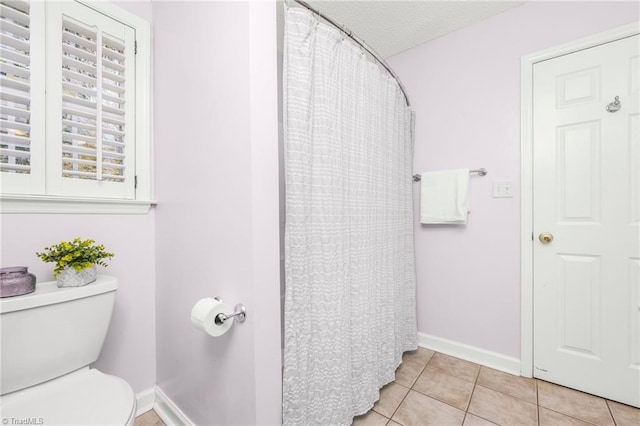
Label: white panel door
xmin=533 ymin=34 xmax=639 ymax=407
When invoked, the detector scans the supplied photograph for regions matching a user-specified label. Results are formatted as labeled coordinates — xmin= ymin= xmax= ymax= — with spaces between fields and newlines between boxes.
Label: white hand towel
xmin=420 ymin=168 xmax=470 ymax=224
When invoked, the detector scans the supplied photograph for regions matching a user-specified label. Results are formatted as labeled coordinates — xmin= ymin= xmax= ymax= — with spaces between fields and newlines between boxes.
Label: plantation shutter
xmin=46 ymin=1 xmax=135 ymax=199
xmin=0 ymin=0 xmax=45 ymax=194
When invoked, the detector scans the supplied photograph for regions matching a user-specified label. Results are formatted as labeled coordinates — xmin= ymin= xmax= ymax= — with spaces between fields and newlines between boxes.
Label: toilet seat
xmin=0 ymin=368 xmax=136 ymax=425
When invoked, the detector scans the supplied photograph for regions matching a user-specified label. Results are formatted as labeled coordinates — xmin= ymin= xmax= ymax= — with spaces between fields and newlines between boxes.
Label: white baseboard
xmin=418 ymin=332 xmax=521 ymax=376
xmin=153 ymin=386 xmax=195 ymax=425
xmin=135 ymin=388 xmax=156 ymax=416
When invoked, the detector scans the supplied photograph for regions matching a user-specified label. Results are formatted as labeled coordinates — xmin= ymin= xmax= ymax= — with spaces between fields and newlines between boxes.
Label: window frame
xmin=0 ymin=0 xmax=153 ymax=214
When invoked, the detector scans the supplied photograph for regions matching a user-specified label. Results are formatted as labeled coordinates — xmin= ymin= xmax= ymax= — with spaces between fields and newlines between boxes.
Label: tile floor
xmin=353 ymin=348 xmax=640 ymax=426
xmin=133 ymin=350 xmax=640 ymax=426
xmin=134 ymin=409 xmax=165 ymax=426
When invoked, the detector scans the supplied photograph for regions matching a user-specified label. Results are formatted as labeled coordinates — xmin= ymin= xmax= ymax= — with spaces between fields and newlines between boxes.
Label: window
xmin=0 ymin=0 xmax=151 ymax=213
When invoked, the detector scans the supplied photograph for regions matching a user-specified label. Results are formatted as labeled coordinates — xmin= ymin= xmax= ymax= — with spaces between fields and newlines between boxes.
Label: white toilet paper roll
xmin=191 ymin=298 xmax=233 ymax=337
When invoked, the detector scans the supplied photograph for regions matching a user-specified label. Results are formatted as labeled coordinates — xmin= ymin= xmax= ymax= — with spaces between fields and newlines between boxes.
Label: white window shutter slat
xmin=0 ymin=46 xmax=29 ymax=67
xmin=46 ymin=1 xmax=135 ymax=198
xmin=102 ymin=80 xmax=125 ymax=94
xmin=0 ymin=0 xmax=45 ymax=194
xmin=0 ymin=132 xmax=29 ymax=147
xmin=0 ymin=2 xmax=29 ymax=26
xmin=0 ymin=30 xmax=29 ymax=51
xmin=102 ymin=33 xmax=125 ymax=51
xmin=2 ymin=16 xmax=29 ymax=38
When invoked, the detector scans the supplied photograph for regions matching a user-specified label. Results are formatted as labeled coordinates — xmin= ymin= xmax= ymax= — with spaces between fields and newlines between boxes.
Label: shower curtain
xmin=283 ymin=6 xmax=417 ymax=426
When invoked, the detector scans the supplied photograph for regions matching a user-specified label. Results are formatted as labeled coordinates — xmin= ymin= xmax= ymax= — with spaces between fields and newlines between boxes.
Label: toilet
xmin=0 ymin=275 xmax=136 ymax=425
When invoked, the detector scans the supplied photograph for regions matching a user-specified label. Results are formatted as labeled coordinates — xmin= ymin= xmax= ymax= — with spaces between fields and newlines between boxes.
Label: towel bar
xmin=412 ymin=168 xmax=487 ymax=182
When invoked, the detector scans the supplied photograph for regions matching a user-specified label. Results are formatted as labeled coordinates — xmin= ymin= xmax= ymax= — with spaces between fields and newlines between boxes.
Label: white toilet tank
xmin=0 ymin=275 xmax=118 ymax=395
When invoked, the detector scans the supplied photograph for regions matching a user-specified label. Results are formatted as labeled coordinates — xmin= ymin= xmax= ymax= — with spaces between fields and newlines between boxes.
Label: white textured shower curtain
xmin=283 ymin=6 xmax=417 ymax=426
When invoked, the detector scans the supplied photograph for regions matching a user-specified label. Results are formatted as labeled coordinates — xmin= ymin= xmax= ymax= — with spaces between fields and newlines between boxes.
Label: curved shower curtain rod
xmin=288 ymin=0 xmax=412 ymax=107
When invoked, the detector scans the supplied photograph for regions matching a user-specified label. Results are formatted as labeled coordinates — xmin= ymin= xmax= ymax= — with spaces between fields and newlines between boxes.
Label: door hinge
xmin=134 ymin=40 xmax=138 ymax=55
xmin=532 ymin=232 xmax=534 ymax=241
xmin=134 ymin=175 xmax=138 ymax=189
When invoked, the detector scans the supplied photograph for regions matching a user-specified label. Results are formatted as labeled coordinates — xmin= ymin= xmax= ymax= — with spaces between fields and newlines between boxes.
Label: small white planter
xmin=57 ymin=265 xmax=97 ymax=288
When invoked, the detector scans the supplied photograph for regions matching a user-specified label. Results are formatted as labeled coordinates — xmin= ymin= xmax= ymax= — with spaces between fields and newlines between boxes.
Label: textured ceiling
xmin=305 ymin=1 xmax=525 ymax=58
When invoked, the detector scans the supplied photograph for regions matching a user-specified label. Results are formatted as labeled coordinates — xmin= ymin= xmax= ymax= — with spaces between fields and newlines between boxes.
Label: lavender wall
xmin=0 ymin=1 xmax=156 ymax=394
xmin=113 ymin=0 xmax=153 ymax=22
xmin=153 ymin=1 xmax=281 ymax=424
xmin=388 ymin=1 xmax=639 ymax=358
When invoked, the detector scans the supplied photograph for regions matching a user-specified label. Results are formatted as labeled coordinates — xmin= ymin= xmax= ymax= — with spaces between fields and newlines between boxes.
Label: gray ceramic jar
xmin=0 ymin=267 xmax=36 ymax=298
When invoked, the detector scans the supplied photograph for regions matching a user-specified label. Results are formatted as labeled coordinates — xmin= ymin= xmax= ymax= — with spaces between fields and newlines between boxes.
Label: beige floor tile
xmin=476 ymin=366 xmax=537 ymax=404
xmin=392 ymin=390 xmax=465 ymax=426
xmin=386 ymin=421 xmax=403 ymax=426
xmin=607 ymin=400 xmax=640 ymax=426
xmin=426 ymin=353 xmax=480 ymax=383
xmin=467 ymin=385 xmax=537 ymax=426
xmin=537 ymin=380 xmax=614 ymax=426
xmin=462 ymin=414 xmax=497 ymax=426
xmin=353 ymin=410 xmax=390 ymax=426
xmin=413 ymin=366 xmax=475 ymax=410
xmin=539 ymin=407 xmax=595 ymax=426
xmin=403 ymin=348 xmax=435 ymax=366
xmin=373 ymin=382 xmax=410 ymax=418
xmin=394 ymin=360 xmax=425 ymax=388
xmin=134 ymin=410 xmax=165 ymax=426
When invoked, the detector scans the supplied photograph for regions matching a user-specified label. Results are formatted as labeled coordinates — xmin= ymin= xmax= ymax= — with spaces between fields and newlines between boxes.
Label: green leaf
xmin=36 ymin=238 xmax=114 ymax=274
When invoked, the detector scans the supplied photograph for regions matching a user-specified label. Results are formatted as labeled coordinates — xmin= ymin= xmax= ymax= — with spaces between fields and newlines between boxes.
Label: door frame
xmin=520 ymin=21 xmax=640 ymax=378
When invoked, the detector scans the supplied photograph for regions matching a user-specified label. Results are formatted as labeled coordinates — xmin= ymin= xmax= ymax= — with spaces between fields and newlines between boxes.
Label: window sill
xmin=0 ymin=195 xmax=157 ymax=214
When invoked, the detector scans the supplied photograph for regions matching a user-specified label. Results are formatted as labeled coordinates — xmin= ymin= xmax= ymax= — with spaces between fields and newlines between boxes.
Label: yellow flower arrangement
xmin=36 ymin=238 xmax=114 ymax=278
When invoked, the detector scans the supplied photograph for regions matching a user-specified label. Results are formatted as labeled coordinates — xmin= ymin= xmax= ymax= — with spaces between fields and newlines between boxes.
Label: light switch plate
xmin=493 ymin=181 xmax=514 ymax=198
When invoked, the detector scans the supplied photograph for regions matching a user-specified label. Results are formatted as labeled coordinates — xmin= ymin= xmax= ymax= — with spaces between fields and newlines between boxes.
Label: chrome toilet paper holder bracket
xmin=213 ymin=298 xmax=247 ymax=325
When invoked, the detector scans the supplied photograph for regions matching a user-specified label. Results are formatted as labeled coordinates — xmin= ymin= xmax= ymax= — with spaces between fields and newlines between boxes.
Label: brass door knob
xmin=539 ymin=232 xmax=554 ymax=244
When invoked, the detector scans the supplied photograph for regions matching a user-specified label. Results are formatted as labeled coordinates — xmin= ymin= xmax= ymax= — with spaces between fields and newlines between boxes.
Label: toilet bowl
xmin=0 ymin=276 xmax=136 ymax=425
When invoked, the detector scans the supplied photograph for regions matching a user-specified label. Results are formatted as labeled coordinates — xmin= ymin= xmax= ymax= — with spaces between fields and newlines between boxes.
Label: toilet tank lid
xmin=1 ymin=275 xmax=118 ymax=314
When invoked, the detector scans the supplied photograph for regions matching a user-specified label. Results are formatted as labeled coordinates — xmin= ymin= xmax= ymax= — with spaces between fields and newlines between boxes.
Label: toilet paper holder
xmin=213 ymin=298 xmax=247 ymax=325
